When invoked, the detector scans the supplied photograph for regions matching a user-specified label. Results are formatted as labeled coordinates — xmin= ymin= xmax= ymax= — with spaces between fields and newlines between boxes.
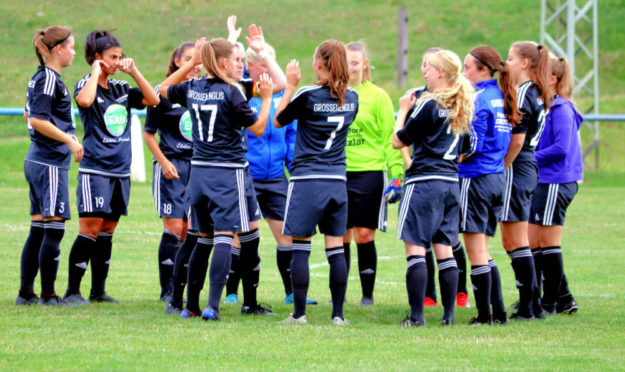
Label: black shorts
xmin=501 ymin=160 xmax=538 ymax=222
xmin=152 ymin=158 xmax=191 ymax=219
xmin=77 ymin=172 xmax=130 ymax=221
xmin=25 ymin=160 xmax=71 ymax=219
xmin=346 ymin=171 xmax=387 ymax=231
xmin=253 ymin=175 xmax=288 ymax=221
xmin=460 ymin=173 xmax=506 ymax=236
xmin=529 ymin=182 xmax=578 ymax=226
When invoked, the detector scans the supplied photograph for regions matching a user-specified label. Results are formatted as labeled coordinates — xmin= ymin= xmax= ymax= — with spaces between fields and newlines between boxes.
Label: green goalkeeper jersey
xmin=345 ymin=81 xmax=404 ymax=178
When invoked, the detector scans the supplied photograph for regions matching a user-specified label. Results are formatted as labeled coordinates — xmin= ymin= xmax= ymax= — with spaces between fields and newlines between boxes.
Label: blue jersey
xmin=276 ymin=85 xmax=359 ymax=180
xmin=25 ymin=66 xmax=75 ymax=169
xmin=397 ymin=98 xmax=461 ymax=184
xmin=145 ymin=85 xmax=193 ymax=160
xmin=458 ymin=79 xmax=512 ymax=178
xmin=167 ymin=77 xmax=257 ymax=167
xmin=246 ymin=90 xmax=297 ymax=179
xmin=74 ymin=75 xmax=145 ymax=177
xmin=513 ymin=81 xmax=546 ymax=163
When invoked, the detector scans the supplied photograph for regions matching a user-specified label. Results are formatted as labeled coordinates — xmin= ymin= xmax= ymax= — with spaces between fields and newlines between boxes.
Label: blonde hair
xmin=245 ymin=43 xmax=276 ymax=63
xmin=549 ymin=55 xmax=573 ymax=100
xmin=420 ymin=50 xmax=474 ymax=134
xmin=346 ymin=41 xmax=372 ymax=82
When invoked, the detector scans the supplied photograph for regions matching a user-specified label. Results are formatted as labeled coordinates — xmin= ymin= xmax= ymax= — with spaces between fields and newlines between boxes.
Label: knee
xmin=353 ymin=228 xmax=375 ymax=244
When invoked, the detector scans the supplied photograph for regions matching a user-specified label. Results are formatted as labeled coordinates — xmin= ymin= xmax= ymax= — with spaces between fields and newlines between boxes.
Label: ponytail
xmin=550 ymin=56 xmax=573 ymax=100
xmin=511 ymin=41 xmax=553 ymax=108
xmin=497 ymin=61 xmax=521 ymax=125
xmin=33 ymin=26 xmax=72 ymax=65
xmin=167 ymin=41 xmax=194 ymax=77
xmin=315 ymin=40 xmax=350 ymax=106
xmin=200 ymin=38 xmax=234 ymax=84
xmin=84 ymin=30 xmax=121 ymax=65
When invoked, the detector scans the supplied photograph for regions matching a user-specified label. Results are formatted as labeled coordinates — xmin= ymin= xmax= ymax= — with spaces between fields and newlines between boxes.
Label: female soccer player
xmin=63 ymin=30 xmax=159 ymax=305
xmin=460 ymin=46 xmax=518 ymax=324
xmin=159 ymin=37 xmax=273 ymax=320
xmin=528 ymin=55 xmax=582 ymax=315
xmin=500 ymin=41 xmax=552 ymax=320
xmin=341 ymin=41 xmax=403 ymax=306
xmin=144 ymin=41 xmax=200 ymax=304
xmin=17 ymin=26 xmax=82 ymax=307
xmin=275 ymin=40 xmax=358 ymax=325
xmin=393 ymin=49 xmax=474 ymax=327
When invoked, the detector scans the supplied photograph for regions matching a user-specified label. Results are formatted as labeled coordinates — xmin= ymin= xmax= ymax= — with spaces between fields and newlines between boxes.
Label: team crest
xmin=104 ymin=104 xmax=128 ymax=137
xmin=179 ymin=111 xmax=193 ymax=141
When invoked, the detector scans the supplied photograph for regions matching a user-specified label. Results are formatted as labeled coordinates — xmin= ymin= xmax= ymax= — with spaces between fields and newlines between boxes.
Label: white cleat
xmin=283 ymin=313 xmax=307 ymax=324
xmin=331 ymin=316 xmax=350 ymax=325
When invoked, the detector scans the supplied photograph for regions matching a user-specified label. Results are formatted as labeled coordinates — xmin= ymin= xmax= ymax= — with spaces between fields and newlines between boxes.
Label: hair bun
xmin=537 ymin=44 xmax=543 ymax=51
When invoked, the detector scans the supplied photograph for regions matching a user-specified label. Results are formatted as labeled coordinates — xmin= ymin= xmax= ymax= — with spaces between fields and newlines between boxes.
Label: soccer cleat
xmin=508 ymin=299 xmax=520 ymax=313
xmin=202 ymin=305 xmax=221 ymax=321
xmin=285 ymin=293 xmax=318 ymax=305
xmin=15 ymin=292 xmax=39 ymax=306
xmin=39 ymin=294 xmax=79 ymax=308
xmin=160 ymin=289 xmax=173 ymax=304
xmin=181 ymin=308 xmax=199 ymax=319
xmin=510 ymin=312 xmax=535 ymax=321
xmin=306 ymin=297 xmax=318 ymax=305
xmin=456 ymin=292 xmax=470 ymax=308
xmin=493 ymin=311 xmax=509 ymax=324
xmin=165 ymin=303 xmax=183 ymax=315
xmin=556 ymin=298 xmax=579 ymax=314
xmin=241 ymin=303 xmax=277 ymax=316
xmin=400 ymin=316 xmax=426 ymax=327
xmin=282 ymin=313 xmax=307 ymax=324
xmin=469 ymin=317 xmax=493 ymax=325
xmin=224 ymin=294 xmax=238 ymax=304
xmin=331 ymin=316 xmax=350 ymax=325
xmin=89 ymin=292 xmax=119 ymax=303
xmin=424 ymin=297 xmax=438 ymax=307
xmin=441 ymin=317 xmax=456 ymax=326
xmin=358 ymin=296 xmax=374 ymax=307
xmin=63 ymin=293 xmax=91 ymax=306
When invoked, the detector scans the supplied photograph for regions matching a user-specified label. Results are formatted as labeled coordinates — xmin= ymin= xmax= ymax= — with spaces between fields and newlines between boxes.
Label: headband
xmin=48 ymin=32 xmax=72 ymax=50
xmin=470 ymin=52 xmax=495 ymax=73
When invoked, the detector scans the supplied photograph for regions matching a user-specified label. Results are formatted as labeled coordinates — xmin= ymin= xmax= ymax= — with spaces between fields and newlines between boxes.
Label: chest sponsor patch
xmin=179 ymin=111 xmax=193 ymax=141
xmin=104 ymin=104 xmax=128 ymax=137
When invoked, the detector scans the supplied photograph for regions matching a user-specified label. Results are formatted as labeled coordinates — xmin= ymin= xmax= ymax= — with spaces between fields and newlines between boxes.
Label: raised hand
xmin=118 ymin=58 xmax=136 ymax=74
xmin=285 ymin=59 xmax=301 ymax=87
xmin=92 ymin=59 xmax=108 ymax=76
xmin=257 ymin=73 xmax=273 ymax=99
xmin=245 ymin=24 xmax=265 ymax=53
xmin=227 ymin=15 xmax=241 ymax=43
xmin=399 ymin=92 xmax=417 ymax=111
xmin=191 ymin=37 xmax=206 ymax=65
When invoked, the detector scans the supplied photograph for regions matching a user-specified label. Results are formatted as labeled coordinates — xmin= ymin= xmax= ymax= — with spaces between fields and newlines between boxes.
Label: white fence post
xmin=130 ymin=114 xmax=146 ymax=182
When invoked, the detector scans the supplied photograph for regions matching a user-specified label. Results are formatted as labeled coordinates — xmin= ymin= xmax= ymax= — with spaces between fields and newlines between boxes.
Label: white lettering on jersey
xmin=313 ymin=103 xmax=356 ymax=112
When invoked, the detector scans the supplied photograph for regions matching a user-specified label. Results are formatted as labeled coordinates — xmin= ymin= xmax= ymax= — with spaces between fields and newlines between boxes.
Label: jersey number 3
xmin=192 ymin=103 xmax=218 ymax=142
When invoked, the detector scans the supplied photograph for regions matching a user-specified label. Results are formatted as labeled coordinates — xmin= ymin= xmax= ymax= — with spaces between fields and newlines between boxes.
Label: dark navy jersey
xmin=74 ymin=75 xmax=145 ymax=177
xmin=404 ymin=85 xmax=428 ymax=99
xmin=513 ymin=81 xmax=546 ymax=163
xmin=25 ymin=66 xmax=75 ymax=169
xmin=167 ymin=77 xmax=257 ymax=167
xmin=145 ymin=85 xmax=193 ymax=160
xmin=397 ymin=98 xmax=461 ymax=183
xmin=276 ymin=85 xmax=359 ymax=180
xmin=237 ymin=79 xmax=256 ymax=153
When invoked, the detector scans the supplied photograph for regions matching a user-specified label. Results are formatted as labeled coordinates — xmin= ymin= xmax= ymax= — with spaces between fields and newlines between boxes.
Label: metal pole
xmin=397 ymin=7 xmax=408 ymax=87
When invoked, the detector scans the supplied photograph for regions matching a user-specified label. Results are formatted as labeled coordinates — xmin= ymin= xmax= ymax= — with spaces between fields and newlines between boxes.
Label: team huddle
xmin=18 ymin=16 xmax=582 ymax=326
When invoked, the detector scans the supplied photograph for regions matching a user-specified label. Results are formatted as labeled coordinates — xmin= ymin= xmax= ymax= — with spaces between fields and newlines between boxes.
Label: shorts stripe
xmin=153 ymin=163 xmax=161 ymax=215
xmin=543 ymin=184 xmax=559 ymax=226
xmin=397 ymin=183 xmax=415 ymax=240
xmin=236 ymin=169 xmax=249 ymax=232
xmin=377 ymin=171 xmax=388 ymax=231
xmin=281 ymin=182 xmax=295 ymax=235
xmin=460 ymin=177 xmax=471 ymax=231
xmin=501 ymin=166 xmax=513 ymax=220
xmin=49 ymin=165 xmax=58 ymax=217
xmin=81 ymin=174 xmax=93 ymax=213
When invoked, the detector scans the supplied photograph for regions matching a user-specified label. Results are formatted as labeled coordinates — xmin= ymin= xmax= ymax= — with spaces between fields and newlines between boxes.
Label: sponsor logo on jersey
xmin=179 ymin=111 xmax=193 ymax=141
xmin=104 ymin=104 xmax=128 ymax=137
xmin=115 ymin=94 xmax=128 ymax=104
xmin=97 ymin=97 xmax=105 ymax=104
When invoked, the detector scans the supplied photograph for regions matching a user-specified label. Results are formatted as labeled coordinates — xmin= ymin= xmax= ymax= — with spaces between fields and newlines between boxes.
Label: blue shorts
xmin=346 ymin=171 xmax=388 ymax=231
xmin=283 ymin=180 xmax=347 ymax=237
xmin=77 ymin=172 xmax=131 ymax=220
xmin=188 ymin=166 xmax=253 ymax=233
xmin=501 ymin=160 xmax=538 ymax=222
xmin=24 ymin=160 xmax=71 ymax=219
xmin=529 ymin=182 xmax=578 ymax=226
xmin=253 ymin=175 xmax=288 ymax=221
xmin=152 ymin=158 xmax=191 ymax=219
xmin=244 ymin=167 xmax=261 ymax=224
xmin=398 ymin=180 xmax=459 ymax=247
xmin=460 ymin=173 xmax=506 ymax=236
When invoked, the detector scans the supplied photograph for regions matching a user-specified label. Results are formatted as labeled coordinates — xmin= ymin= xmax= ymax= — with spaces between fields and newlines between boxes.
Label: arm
xmin=392 ymin=94 xmax=416 ymax=149
xmin=75 ymin=60 xmax=107 ymax=108
xmin=535 ymin=105 xmax=571 ymax=167
xmin=29 ymin=117 xmax=83 ymax=162
xmin=274 ymin=60 xmax=300 ymax=128
xmin=143 ymin=131 xmax=179 ymax=179
xmin=247 ymin=73 xmax=273 ymax=137
xmin=401 ymin=147 xmax=412 ymax=168
xmin=503 ymin=133 xmax=525 ymax=169
xmin=284 ymin=119 xmax=297 ymax=172
xmin=160 ymin=38 xmax=205 ymax=99
xmin=118 ymin=58 xmax=160 ymax=107
xmin=246 ymin=25 xmax=286 ymax=92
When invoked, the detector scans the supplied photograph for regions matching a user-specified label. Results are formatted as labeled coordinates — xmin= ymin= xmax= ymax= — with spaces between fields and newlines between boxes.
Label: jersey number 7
xmin=324 ymin=116 xmax=345 ymax=150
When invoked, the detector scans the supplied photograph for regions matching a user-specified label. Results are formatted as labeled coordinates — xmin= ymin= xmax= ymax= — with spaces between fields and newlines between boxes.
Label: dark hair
xmin=201 ymin=38 xmax=234 ymax=84
xmin=33 ymin=26 xmax=72 ymax=65
xmin=314 ymin=40 xmax=350 ymax=106
xmin=511 ymin=41 xmax=553 ymax=108
xmin=346 ymin=41 xmax=372 ymax=82
xmin=84 ymin=30 xmax=121 ymax=65
xmin=469 ymin=46 xmax=521 ymax=125
xmin=167 ymin=41 xmax=195 ymax=77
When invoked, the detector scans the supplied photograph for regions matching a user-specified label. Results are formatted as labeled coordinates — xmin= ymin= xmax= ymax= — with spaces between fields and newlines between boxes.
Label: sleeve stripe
xmin=517 ymin=81 xmax=532 ymax=108
xmin=44 ymin=69 xmax=56 ymax=96
xmin=409 ymin=98 xmax=433 ymax=119
xmin=292 ymin=85 xmax=321 ymax=101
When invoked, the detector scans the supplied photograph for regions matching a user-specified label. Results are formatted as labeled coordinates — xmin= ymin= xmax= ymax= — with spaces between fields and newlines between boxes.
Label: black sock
xmin=90 ymin=232 xmax=113 ymax=296
xmin=559 ymin=273 xmax=573 ymax=302
xmin=276 ymin=245 xmax=293 ymax=295
xmin=532 ymin=248 xmax=543 ymax=298
xmin=39 ymin=221 xmax=65 ymax=295
xmin=406 ymin=255 xmax=427 ymax=322
xmin=226 ymin=246 xmax=241 ymax=296
xmin=158 ymin=230 xmax=179 ymax=298
xmin=425 ymin=246 xmax=437 ymax=300
xmin=542 ymin=246 xmax=564 ymax=306
xmin=66 ymin=234 xmax=95 ymax=296
xmin=357 ymin=241 xmax=377 ymax=299
xmin=343 ymin=242 xmax=351 ymax=276
xmin=508 ymin=247 xmax=536 ymax=316
xmin=470 ymin=265 xmax=491 ymax=321
xmin=291 ymin=240 xmax=311 ymax=318
xmin=171 ymin=231 xmax=197 ymax=307
xmin=239 ymin=229 xmax=260 ymax=307
xmin=185 ymin=236 xmax=213 ymax=313
xmin=453 ymin=241 xmax=467 ymax=294
xmin=327 ymin=246 xmax=348 ymax=319
xmin=437 ymin=257 xmax=458 ymax=321
xmin=489 ymin=259 xmax=506 ymax=317
xmin=20 ymin=221 xmax=44 ymax=293
xmin=207 ymin=235 xmax=233 ymax=310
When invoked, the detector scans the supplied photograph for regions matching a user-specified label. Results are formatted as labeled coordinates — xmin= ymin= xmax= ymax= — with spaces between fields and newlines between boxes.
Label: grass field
xmin=1 ymin=1 xmax=625 ymax=370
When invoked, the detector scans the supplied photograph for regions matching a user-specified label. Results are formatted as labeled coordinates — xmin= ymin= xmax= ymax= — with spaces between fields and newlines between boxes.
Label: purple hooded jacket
xmin=535 ymin=96 xmax=584 ymax=184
